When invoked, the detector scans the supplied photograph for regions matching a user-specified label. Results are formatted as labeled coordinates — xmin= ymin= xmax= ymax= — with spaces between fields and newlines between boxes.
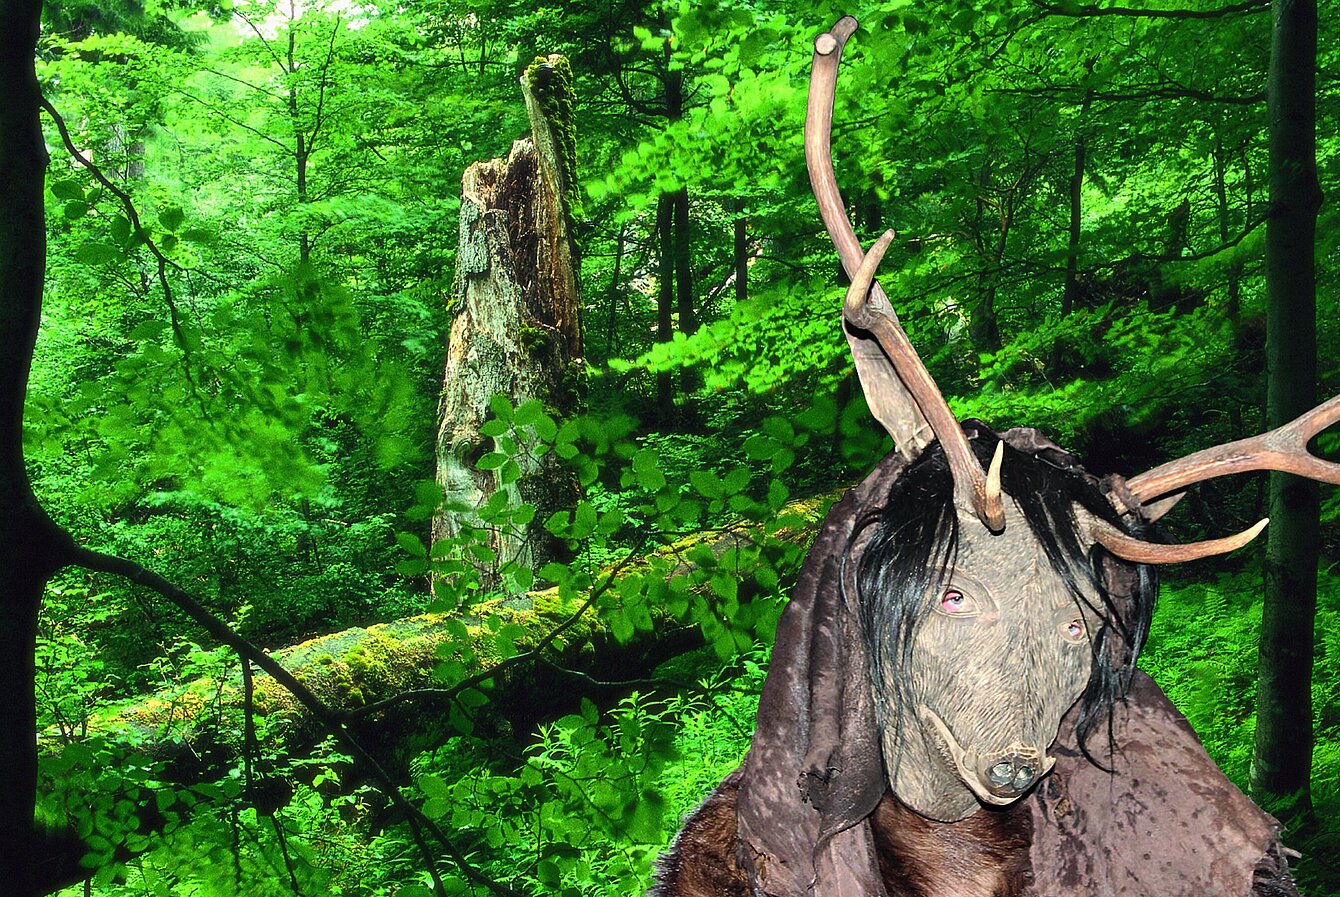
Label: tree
xmin=434 ymin=57 xmax=584 ymax=591
xmin=0 ymin=2 xmax=68 ymax=891
xmin=1253 ymin=0 xmax=1322 ymax=818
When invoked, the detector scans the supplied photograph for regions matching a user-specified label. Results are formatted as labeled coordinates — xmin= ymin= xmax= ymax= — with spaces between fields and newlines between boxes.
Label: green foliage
xmin=27 ymin=0 xmax=1340 ymax=894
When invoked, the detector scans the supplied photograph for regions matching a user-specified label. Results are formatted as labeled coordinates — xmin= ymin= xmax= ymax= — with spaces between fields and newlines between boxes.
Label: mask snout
xmin=979 ymin=745 xmax=1044 ymax=798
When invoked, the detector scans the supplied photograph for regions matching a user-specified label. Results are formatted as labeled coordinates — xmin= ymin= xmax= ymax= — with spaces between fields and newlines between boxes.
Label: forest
xmin=1 ymin=0 xmax=1338 ymax=894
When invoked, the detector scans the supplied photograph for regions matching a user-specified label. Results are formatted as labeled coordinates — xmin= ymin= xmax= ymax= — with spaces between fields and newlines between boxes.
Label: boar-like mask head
xmin=853 ymin=435 xmax=1149 ymax=822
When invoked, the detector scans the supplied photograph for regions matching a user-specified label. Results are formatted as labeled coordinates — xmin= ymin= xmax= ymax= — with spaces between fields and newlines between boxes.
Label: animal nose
xmin=980 ymin=748 xmax=1042 ymax=797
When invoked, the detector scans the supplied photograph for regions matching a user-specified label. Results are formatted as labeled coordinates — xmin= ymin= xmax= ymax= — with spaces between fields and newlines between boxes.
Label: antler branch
xmin=846 ymin=232 xmax=1005 ymax=530
xmin=1087 ymin=514 xmax=1269 ymax=564
xmin=1115 ymin=394 xmax=1340 ymax=512
xmin=810 ymin=18 xmax=1004 ymax=532
xmin=807 ymin=18 xmax=932 ymax=462
xmin=1090 ymin=394 xmax=1340 ymax=564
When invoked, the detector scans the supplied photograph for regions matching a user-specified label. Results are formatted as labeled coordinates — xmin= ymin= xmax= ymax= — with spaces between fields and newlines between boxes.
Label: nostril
xmin=982 ymin=753 xmax=1041 ymax=796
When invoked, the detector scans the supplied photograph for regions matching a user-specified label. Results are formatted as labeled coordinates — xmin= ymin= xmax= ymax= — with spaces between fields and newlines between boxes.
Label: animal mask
xmin=805 ymin=16 xmax=1340 ymax=822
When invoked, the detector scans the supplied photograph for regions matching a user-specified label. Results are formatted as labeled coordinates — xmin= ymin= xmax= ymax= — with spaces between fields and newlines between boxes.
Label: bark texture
xmin=434 ymin=56 xmax=583 ymax=590
xmin=1 ymin=5 xmax=80 ymax=892
xmin=1253 ymin=0 xmax=1321 ymax=814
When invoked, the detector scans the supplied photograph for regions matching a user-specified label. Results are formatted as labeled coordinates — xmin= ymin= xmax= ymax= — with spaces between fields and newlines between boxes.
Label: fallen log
xmin=53 ymin=490 xmax=836 ymax=768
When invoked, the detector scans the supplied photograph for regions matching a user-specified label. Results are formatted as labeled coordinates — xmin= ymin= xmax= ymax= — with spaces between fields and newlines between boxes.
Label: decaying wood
xmin=434 ymin=55 xmax=583 ymax=590
xmin=53 ymin=491 xmax=831 ymax=767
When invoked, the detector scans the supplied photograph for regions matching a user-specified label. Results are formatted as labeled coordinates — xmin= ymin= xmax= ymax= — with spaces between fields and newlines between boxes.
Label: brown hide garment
xmin=720 ymin=428 xmax=1290 ymax=897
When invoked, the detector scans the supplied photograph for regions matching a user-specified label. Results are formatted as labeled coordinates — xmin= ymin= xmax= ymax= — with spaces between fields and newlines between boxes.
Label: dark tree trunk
xmin=1253 ymin=0 xmax=1322 ymax=818
xmin=968 ymin=283 xmax=1000 ymax=353
xmin=604 ymin=220 xmax=628 ymax=358
xmin=1212 ymin=129 xmax=1244 ymax=322
xmin=1060 ymin=111 xmax=1089 ymax=319
xmin=0 ymin=4 xmax=76 ymax=892
xmin=673 ymin=188 xmax=694 ymax=335
xmin=970 ymin=166 xmax=1001 ymax=354
xmin=734 ymin=199 xmax=748 ymax=306
xmin=656 ymin=193 xmax=674 ymax=421
xmin=672 ymin=187 xmax=697 ymax=413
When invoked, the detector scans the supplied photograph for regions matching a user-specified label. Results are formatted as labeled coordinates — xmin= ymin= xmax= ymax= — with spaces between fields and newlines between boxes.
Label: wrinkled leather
xmin=734 ymin=440 xmax=1287 ymax=897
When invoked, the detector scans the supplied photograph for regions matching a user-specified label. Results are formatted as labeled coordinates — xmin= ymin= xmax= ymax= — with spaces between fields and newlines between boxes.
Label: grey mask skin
xmin=875 ymin=500 xmax=1097 ymax=823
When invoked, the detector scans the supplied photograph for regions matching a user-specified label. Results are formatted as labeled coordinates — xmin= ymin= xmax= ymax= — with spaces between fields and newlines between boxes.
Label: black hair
xmin=848 ymin=428 xmax=1158 ymax=764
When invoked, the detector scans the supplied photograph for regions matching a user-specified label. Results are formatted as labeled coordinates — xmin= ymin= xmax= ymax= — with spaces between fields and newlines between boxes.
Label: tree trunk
xmin=1212 ymin=129 xmax=1244 ymax=322
xmin=672 ymin=187 xmax=697 ymax=414
xmin=734 ymin=199 xmax=748 ymax=306
xmin=1060 ymin=113 xmax=1088 ymax=319
xmin=1 ymin=4 xmax=79 ymax=892
xmin=970 ymin=166 xmax=1002 ymax=354
xmin=656 ymin=193 xmax=674 ymax=422
xmin=673 ymin=188 xmax=694 ymax=336
xmin=434 ymin=57 xmax=583 ymax=591
xmin=604 ymin=220 xmax=628 ymax=358
xmin=61 ymin=487 xmax=832 ymax=770
xmin=1253 ymin=0 xmax=1321 ymax=819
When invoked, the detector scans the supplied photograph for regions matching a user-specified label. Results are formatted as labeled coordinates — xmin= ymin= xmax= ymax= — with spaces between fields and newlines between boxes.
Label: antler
xmin=812 ymin=18 xmax=1005 ymax=533
xmin=1115 ymin=394 xmax=1340 ymax=511
xmin=1091 ymin=395 xmax=1340 ymax=563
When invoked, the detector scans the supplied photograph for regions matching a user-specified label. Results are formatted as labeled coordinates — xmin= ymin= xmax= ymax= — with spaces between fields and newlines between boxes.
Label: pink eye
xmin=1064 ymin=619 xmax=1085 ymax=640
xmin=940 ymin=590 xmax=968 ymax=613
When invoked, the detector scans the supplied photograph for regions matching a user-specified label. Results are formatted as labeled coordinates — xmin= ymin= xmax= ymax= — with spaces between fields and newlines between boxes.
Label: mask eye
xmin=938 ymin=589 xmax=978 ymax=615
xmin=1062 ymin=618 xmax=1086 ymax=641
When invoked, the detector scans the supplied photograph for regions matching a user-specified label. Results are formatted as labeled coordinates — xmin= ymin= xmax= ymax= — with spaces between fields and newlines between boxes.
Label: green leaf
xmin=489 ymin=394 xmax=514 ymax=422
xmin=538 ymin=562 xmax=569 ymax=582
xmin=50 ymin=179 xmax=85 ymax=201
xmin=477 ymin=452 xmax=507 ymax=470
xmin=572 ymin=501 xmax=597 ymax=539
xmin=690 ymin=469 xmax=723 ymax=500
xmin=74 ymin=242 xmax=117 ymax=266
xmin=514 ymin=399 xmax=543 ymax=426
xmin=109 ymin=215 xmax=132 ymax=246
xmin=158 ymin=205 xmax=185 ymax=232
xmin=396 ymin=532 xmax=427 ymax=558
xmin=632 ymin=448 xmax=666 ymax=491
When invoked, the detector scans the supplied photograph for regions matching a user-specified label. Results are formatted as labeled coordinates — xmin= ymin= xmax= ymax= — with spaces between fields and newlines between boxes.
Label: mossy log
xmin=55 ymin=491 xmax=836 ymax=770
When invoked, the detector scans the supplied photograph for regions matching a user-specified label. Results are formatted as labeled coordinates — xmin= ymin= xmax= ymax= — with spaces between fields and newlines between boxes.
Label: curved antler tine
xmin=1087 ymin=514 xmax=1269 ymax=565
xmin=1120 ymin=394 xmax=1340 ymax=510
xmin=985 ymin=441 xmax=1005 ymax=526
xmin=844 ymin=230 xmax=1005 ymax=532
xmin=808 ymin=19 xmax=932 ymax=459
xmin=844 ymin=229 xmax=896 ymax=328
xmin=807 ymin=16 xmax=863 ymax=279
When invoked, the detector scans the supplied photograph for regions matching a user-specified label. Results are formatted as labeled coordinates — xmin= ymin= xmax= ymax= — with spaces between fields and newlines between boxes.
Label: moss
xmin=524 ymin=54 xmax=581 ymax=224
xmin=519 ymin=322 xmax=548 ymax=355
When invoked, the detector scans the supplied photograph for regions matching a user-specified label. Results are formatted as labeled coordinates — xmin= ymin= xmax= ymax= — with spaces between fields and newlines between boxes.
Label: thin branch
xmin=993 ymin=85 xmax=1265 ymax=105
xmin=349 ymin=547 xmax=645 ymax=722
xmin=39 ymin=96 xmax=202 ymax=401
xmin=1031 ymin=0 xmax=1268 ymax=18
xmin=308 ymin=16 xmax=341 ymax=147
xmin=165 ymin=86 xmax=294 ymax=152
xmin=198 ymin=65 xmax=285 ymax=101
xmin=66 ymin=546 xmax=526 ymax=897
xmin=234 ymin=9 xmax=288 ymax=71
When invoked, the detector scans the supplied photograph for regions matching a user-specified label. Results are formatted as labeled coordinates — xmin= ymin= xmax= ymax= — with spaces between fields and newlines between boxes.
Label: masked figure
xmin=650 ymin=16 xmax=1335 ymax=897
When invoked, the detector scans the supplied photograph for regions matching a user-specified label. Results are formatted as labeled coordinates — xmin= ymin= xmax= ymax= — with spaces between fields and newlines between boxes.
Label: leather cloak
xmin=733 ymin=432 xmax=1292 ymax=897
